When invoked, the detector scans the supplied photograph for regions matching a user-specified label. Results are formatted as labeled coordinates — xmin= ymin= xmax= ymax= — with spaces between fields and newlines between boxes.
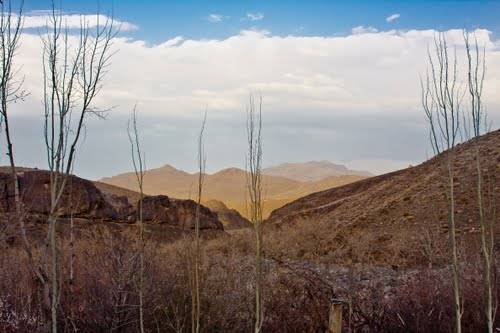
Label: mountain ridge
xmin=263 ymin=160 xmax=372 ymax=181
xmin=100 ymin=162 xmax=369 ymax=218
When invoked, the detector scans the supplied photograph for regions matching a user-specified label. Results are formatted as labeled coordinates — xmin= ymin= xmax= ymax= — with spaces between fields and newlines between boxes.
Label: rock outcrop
xmin=0 ymin=169 xmax=223 ymax=231
xmin=140 ymin=195 xmax=223 ymax=230
xmin=0 ymin=170 xmax=119 ymax=219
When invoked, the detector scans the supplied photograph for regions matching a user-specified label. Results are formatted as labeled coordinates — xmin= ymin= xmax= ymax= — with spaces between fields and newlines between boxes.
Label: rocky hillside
xmin=266 ymin=130 xmax=500 ymax=266
xmin=100 ymin=165 xmax=367 ymax=219
xmin=0 ymin=169 xmax=223 ymax=231
xmin=263 ymin=160 xmax=372 ymax=181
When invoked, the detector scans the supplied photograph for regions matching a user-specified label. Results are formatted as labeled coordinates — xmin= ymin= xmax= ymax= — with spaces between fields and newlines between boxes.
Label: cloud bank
xmin=6 ymin=28 xmax=500 ymax=178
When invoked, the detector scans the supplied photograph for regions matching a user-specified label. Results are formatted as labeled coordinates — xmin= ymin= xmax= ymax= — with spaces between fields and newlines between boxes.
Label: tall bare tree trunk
xmin=49 ymin=215 xmax=59 ymax=333
xmin=139 ymin=189 xmax=145 ymax=333
xmin=69 ymin=175 xmax=75 ymax=294
xmin=475 ymin=152 xmax=494 ymax=332
xmin=246 ymin=95 xmax=264 ymax=333
xmin=40 ymin=3 xmax=116 ymax=331
xmin=192 ymin=111 xmax=206 ymax=333
xmin=421 ymin=32 xmax=463 ymax=333
xmin=464 ymin=30 xmax=495 ymax=333
xmin=0 ymin=0 xmax=53 ymax=329
xmin=447 ymin=156 xmax=462 ymax=333
xmin=0 ymin=0 xmax=25 ymax=254
xmin=128 ymin=106 xmax=146 ymax=333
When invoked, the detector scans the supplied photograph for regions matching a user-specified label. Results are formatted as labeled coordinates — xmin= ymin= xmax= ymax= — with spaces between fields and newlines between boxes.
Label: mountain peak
xmin=138 ymin=164 xmax=190 ymax=177
xmin=212 ymin=167 xmax=246 ymax=177
xmin=158 ymin=163 xmax=178 ymax=170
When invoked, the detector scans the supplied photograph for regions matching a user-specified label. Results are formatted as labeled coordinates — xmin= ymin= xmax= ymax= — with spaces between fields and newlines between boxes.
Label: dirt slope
xmin=266 ymin=130 xmax=500 ymax=266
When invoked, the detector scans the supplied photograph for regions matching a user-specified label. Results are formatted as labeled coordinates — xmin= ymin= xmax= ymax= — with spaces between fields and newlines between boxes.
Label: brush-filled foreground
xmin=1 ymin=130 xmax=499 ymax=332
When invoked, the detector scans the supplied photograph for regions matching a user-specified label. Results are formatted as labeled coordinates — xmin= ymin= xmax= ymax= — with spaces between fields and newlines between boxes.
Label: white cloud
xmin=20 ymin=13 xmax=139 ymax=31
xmin=351 ymin=26 xmax=378 ymax=34
xmin=386 ymin=13 xmax=400 ymax=23
xmin=246 ymin=12 xmax=264 ymax=21
xmin=15 ymin=28 xmax=500 ymax=120
xmin=207 ymin=14 xmax=225 ymax=23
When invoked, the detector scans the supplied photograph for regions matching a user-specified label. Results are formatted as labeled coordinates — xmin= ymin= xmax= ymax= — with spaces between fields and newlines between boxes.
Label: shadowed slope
xmin=265 ymin=130 xmax=500 ymax=266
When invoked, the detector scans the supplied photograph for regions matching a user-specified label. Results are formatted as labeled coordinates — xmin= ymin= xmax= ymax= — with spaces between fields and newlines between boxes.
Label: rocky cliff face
xmin=0 ymin=170 xmax=119 ymax=219
xmin=0 ymin=170 xmax=223 ymax=231
xmin=140 ymin=195 xmax=223 ymax=230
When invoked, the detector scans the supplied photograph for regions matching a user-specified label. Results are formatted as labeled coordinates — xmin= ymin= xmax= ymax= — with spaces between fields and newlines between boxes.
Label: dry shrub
xmin=0 ymin=247 xmax=41 ymax=332
xmin=0 ymin=226 xmax=498 ymax=332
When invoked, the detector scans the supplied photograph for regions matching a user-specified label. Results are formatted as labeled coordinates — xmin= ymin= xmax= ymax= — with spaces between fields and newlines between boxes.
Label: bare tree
xmin=0 ymin=1 xmax=55 ymax=330
xmin=0 ymin=0 xmax=37 ymax=273
xmin=246 ymin=95 xmax=264 ymax=333
xmin=0 ymin=0 xmax=26 ymax=222
xmin=41 ymin=3 xmax=116 ymax=331
xmin=463 ymin=31 xmax=496 ymax=333
xmin=127 ymin=105 xmax=146 ymax=333
xmin=0 ymin=0 xmax=38 ymax=259
xmin=421 ymin=32 xmax=463 ymax=333
xmin=191 ymin=110 xmax=207 ymax=333
xmin=64 ymin=161 xmax=84 ymax=330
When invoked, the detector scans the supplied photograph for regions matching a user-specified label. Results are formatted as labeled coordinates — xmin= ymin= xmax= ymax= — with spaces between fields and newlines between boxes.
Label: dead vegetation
xmin=0 ymin=228 xmax=498 ymax=332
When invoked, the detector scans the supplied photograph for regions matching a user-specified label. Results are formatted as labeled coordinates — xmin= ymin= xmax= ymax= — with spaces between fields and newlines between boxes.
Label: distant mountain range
xmin=263 ymin=160 xmax=372 ymax=181
xmin=100 ymin=161 xmax=370 ymax=218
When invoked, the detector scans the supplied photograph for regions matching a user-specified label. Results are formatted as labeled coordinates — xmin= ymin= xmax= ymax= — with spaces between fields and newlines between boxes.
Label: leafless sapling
xmin=421 ymin=32 xmax=464 ymax=333
xmin=246 ymin=95 xmax=264 ymax=333
xmin=41 ymin=4 xmax=116 ymax=331
xmin=191 ymin=110 xmax=207 ymax=333
xmin=463 ymin=30 xmax=496 ymax=333
xmin=127 ymin=105 xmax=146 ymax=333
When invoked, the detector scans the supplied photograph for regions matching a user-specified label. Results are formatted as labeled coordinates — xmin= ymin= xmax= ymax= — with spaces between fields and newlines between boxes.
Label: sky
xmin=4 ymin=0 xmax=500 ymax=179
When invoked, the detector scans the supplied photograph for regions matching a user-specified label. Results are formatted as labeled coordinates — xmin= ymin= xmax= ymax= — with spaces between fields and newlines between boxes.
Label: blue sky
xmin=22 ymin=0 xmax=500 ymax=43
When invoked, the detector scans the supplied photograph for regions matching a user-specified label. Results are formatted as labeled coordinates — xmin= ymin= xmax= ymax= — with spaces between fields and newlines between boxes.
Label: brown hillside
xmin=100 ymin=165 xmax=367 ymax=218
xmin=266 ymin=130 xmax=500 ymax=266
